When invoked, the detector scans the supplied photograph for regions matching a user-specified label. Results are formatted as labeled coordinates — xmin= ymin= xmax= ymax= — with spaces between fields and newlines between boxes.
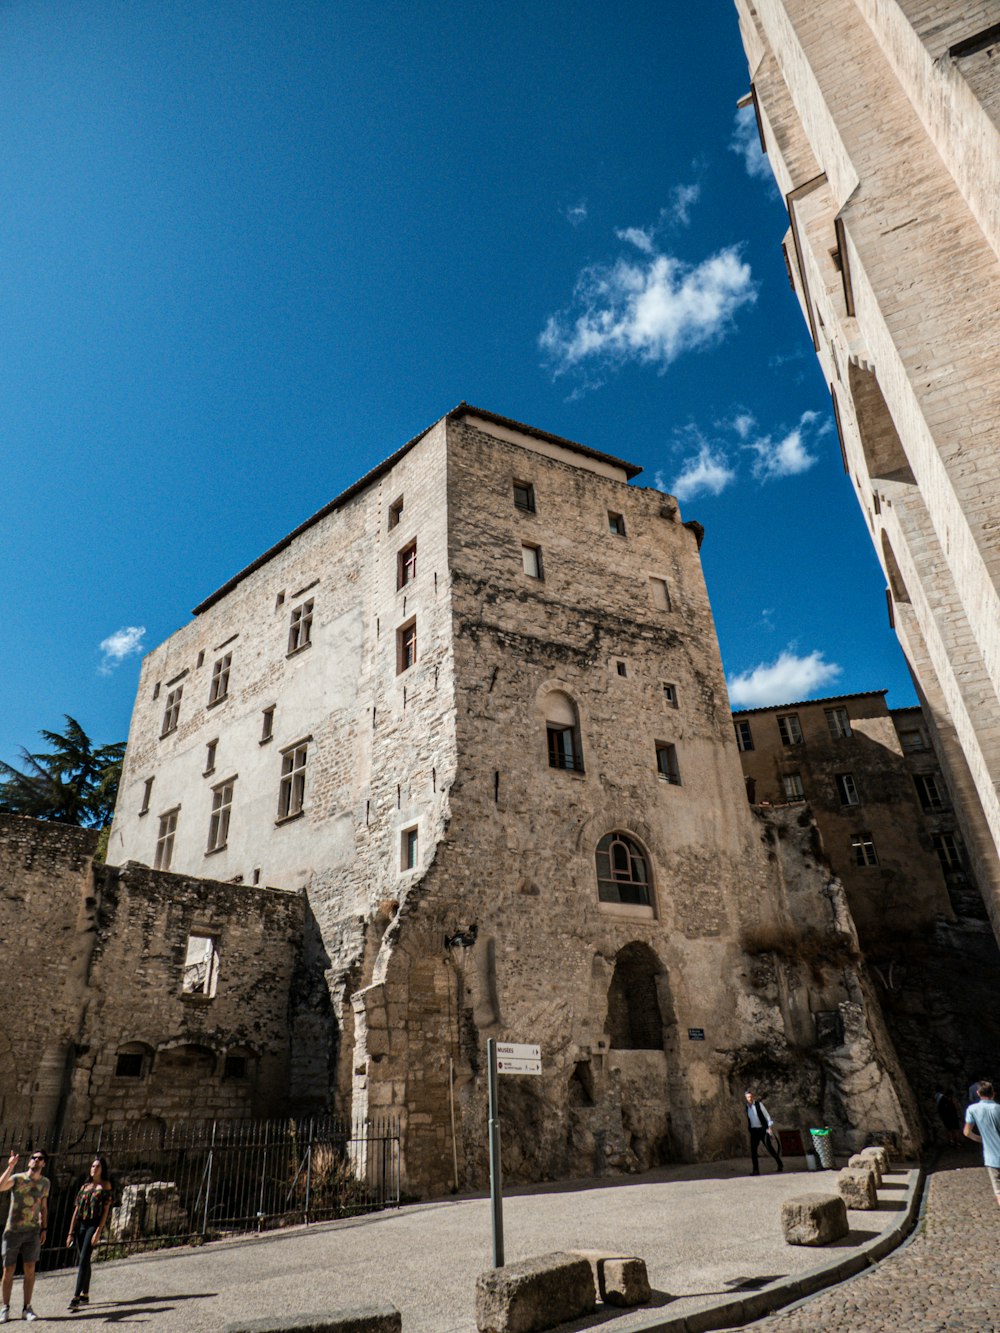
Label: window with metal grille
xmin=288 ymin=599 xmax=314 ymax=655
xmin=208 ymin=653 xmax=231 ymax=705
xmin=596 ymin=832 xmax=651 ymax=906
xmin=161 ymin=687 xmax=182 ymax=737
xmin=154 ymin=809 xmax=178 ymax=870
xmin=207 ymin=779 xmax=234 ymax=852
xmin=278 ymin=742 xmax=308 ymax=820
xmin=777 ymin=713 xmax=802 ymax=746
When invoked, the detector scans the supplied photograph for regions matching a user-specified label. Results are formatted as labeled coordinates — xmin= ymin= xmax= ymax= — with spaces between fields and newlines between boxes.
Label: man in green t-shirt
xmin=1 ymin=1148 xmax=49 ymax=1323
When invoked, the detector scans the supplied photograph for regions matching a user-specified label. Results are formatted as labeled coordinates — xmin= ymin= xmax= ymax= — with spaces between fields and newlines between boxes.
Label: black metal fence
xmin=0 ymin=1115 xmax=400 ymax=1272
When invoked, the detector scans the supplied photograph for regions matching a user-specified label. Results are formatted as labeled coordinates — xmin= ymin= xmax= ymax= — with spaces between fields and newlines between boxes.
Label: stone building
xmin=107 ymin=405 xmax=920 ymax=1193
xmin=731 ymin=0 xmax=1000 ymax=945
xmin=0 ymin=813 xmax=327 ymax=1133
xmin=732 ymin=691 xmax=1000 ymax=1117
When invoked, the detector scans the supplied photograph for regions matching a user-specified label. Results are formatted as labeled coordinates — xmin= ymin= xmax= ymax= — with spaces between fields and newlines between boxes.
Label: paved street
xmin=18 ymin=1156 xmax=914 ymax=1330
xmin=757 ymin=1152 xmax=997 ymax=1332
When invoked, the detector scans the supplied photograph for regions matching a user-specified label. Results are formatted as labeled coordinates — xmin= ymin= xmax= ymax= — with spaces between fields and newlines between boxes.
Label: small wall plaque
xmin=687 ymin=1028 xmax=705 ymax=1041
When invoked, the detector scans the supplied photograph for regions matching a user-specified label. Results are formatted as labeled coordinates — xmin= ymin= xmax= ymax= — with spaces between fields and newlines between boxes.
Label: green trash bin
xmin=809 ymin=1127 xmax=834 ymax=1169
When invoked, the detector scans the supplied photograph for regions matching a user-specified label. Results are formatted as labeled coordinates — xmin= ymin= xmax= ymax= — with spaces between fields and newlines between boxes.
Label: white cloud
xmin=565 ymin=200 xmax=588 ymax=226
xmin=748 ymin=410 xmax=821 ymax=481
xmin=730 ymin=104 xmax=772 ymax=182
xmin=666 ymin=182 xmax=700 ymax=226
xmin=728 ymin=649 xmax=841 ymax=708
xmin=615 ymin=225 xmax=655 ymax=254
xmin=669 ymin=444 xmax=736 ymax=502
xmin=732 ymin=411 xmax=755 ymax=440
xmin=540 ymin=245 xmax=755 ymax=378
xmin=99 ymin=625 xmax=146 ymax=675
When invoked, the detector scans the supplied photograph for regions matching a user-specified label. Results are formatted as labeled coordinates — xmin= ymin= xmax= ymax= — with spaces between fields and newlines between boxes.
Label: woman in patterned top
xmin=65 ymin=1157 xmax=113 ymax=1313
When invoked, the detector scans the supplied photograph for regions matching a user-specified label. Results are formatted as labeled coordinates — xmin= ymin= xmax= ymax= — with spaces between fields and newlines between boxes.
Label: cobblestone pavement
xmin=755 ymin=1153 xmax=998 ymax=1332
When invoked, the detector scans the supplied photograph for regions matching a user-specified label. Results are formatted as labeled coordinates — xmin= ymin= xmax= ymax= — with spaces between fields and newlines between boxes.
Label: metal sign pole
xmin=487 ymin=1037 xmax=504 ymax=1268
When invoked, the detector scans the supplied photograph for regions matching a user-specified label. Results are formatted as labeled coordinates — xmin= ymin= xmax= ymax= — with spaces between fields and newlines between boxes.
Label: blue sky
xmin=1 ymin=0 xmax=915 ymax=767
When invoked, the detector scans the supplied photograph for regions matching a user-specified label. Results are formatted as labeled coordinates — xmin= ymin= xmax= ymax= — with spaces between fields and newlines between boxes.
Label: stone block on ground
xmin=476 ymin=1252 xmax=596 ymax=1333
xmin=569 ymin=1250 xmax=652 ymax=1307
xmin=224 ymin=1308 xmax=401 ymax=1333
xmin=861 ymin=1145 xmax=890 ymax=1173
xmin=848 ymin=1153 xmax=882 ymax=1186
xmin=837 ymin=1168 xmax=878 ymax=1210
xmin=781 ymin=1193 xmax=849 ymax=1246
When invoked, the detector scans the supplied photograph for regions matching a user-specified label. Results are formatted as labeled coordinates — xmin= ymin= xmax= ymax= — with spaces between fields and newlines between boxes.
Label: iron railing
xmin=0 ymin=1114 xmax=399 ymax=1272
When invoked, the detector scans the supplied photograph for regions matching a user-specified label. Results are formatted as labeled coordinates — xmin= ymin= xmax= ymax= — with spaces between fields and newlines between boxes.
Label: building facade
xmin=732 ymin=0 xmax=1000 ymax=944
xmin=109 ymin=406 xmax=919 ymax=1192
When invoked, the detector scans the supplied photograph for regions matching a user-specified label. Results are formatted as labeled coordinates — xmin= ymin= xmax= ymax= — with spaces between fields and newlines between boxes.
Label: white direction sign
xmin=496 ymin=1042 xmax=542 ymax=1076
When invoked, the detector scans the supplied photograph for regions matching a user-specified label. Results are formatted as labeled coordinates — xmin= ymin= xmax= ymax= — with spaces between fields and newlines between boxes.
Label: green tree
xmin=0 ymin=716 xmax=125 ymax=829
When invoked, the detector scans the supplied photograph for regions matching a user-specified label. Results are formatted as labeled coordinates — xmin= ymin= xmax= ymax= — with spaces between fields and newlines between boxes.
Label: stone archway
xmin=607 ymin=941 xmax=664 ymax=1050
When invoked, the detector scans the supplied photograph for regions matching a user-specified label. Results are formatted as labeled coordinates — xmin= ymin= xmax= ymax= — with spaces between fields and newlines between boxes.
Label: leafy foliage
xmin=0 ymin=716 xmax=125 ymax=829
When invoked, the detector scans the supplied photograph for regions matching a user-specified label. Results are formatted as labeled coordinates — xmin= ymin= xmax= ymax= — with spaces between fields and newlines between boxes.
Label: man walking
xmin=744 ymin=1089 xmax=783 ymax=1175
xmin=0 ymin=1148 xmax=49 ymax=1322
xmin=964 ymin=1081 xmax=1000 ymax=1207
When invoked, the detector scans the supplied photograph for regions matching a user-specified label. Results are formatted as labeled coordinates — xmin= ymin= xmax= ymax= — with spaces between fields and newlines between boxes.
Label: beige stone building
xmin=108 ymin=405 xmax=919 ymax=1193
xmin=732 ymin=0 xmax=1000 ymax=944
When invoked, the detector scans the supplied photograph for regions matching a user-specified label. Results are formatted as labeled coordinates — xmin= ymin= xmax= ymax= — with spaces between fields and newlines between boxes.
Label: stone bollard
xmin=781 ymin=1193 xmax=849 ymax=1246
xmin=861 ymin=1145 xmax=890 ymax=1173
xmin=224 ymin=1309 xmax=401 ymax=1333
xmin=476 ymin=1253 xmax=596 ymax=1333
xmin=848 ymin=1153 xmax=882 ymax=1187
xmin=569 ymin=1251 xmax=652 ymax=1308
xmin=837 ymin=1168 xmax=878 ymax=1210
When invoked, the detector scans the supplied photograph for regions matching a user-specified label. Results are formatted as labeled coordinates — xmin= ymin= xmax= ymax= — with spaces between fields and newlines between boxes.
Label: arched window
xmin=545 ymin=691 xmax=583 ymax=773
xmin=596 ymin=833 xmax=651 ymax=906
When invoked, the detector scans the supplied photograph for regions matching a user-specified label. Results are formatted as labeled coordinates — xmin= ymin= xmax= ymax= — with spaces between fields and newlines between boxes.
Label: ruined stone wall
xmin=348 ymin=417 xmax=920 ymax=1194
xmin=733 ymin=692 xmax=955 ymax=940
xmin=732 ymin=0 xmax=1000 ymax=944
xmin=0 ymin=814 xmax=321 ymax=1133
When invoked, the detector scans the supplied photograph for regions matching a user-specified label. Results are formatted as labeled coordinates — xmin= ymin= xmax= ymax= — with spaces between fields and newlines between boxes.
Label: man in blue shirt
xmin=964 ymin=1080 xmax=1000 ymax=1207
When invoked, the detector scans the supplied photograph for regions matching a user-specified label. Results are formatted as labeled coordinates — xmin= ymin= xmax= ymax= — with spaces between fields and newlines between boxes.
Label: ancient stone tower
xmin=731 ymin=0 xmax=1000 ymax=943
xmin=110 ymin=405 xmax=917 ymax=1193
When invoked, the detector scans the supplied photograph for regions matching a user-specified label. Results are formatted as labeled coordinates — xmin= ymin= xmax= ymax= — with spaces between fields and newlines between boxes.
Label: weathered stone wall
xmin=732 ymin=0 xmax=1000 ymax=944
xmin=0 ymin=814 xmax=324 ymax=1132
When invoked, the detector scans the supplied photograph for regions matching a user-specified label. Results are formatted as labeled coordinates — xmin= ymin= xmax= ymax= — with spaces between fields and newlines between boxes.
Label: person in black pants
xmin=744 ymin=1090 xmax=783 ymax=1175
xmin=65 ymin=1156 xmax=113 ymax=1312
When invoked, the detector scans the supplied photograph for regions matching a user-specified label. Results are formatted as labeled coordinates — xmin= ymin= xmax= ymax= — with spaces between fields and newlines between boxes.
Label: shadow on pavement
xmin=58 ymin=1292 xmax=218 ymax=1323
xmin=563 ymin=1288 xmax=677 ymax=1330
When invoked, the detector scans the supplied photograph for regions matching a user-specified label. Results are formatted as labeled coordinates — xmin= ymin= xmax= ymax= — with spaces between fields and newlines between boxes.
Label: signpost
xmin=487 ymin=1037 xmax=542 ymax=1268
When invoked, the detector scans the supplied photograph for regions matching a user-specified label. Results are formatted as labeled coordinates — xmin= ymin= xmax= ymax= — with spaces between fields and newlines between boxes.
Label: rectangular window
xmin=204 ymin=739 xmax=218 ymax=775
xmin=649 ymin=577 xmax=671 ymax=611
xmin=223 ymin=1054 xmax=249 ymax=1080
xmin=115 ymin=1052 xmax=145 ymax=1078
xmin=288 ymin=599 xmax=314 ymax=655
xmin=207 ymin=779 xmax=234 ymax=852
xmin=521 ymin=544 xmax=543 ymax=579
xmin=547 ymin=725 xmax=583 ymax=773
xmin=182 ymin=933 xmax=219 ymax=997
xmin=614 ymin=660 xmax=628 ymax=678
xmin=655 ymin=742 xmax=681 ymax=785
xmin=513 ymin=480 xmax=535 ymax=513
xmin=782 ymin=773 xmax=805 ymax=801
xmin=401 ymin=825 xmax=418 ymax=871
xmin=663 ymin=683 xmax=678 ymax=708
xmin=851 ymin=833 xmax=878 ymax=867
xmin=913 ymin=772 xmax=946 ymax=812
xmin=777 ymin=713 xmax=803 ymax=746
xmin=836 ymin=772 xmax=861 ymax=806
xmin=278 ymin=742 xmax=308 ymax=820
xmin=161 ymin=687 xmax=182 ymax=737
xmin=932 ymin=831 xmax=963 ymax=871
xmin=260 ymin=706 xmax=275 ymax=744
xmin=208 ymin=653 xmax=232 ymax=705
xmin=734 ymin=720 xmax=754 ymax=752
xmin=397 ymin=619 xmax=417 ymax=673
xmin=398 ymin=540 xmax=417 ymax=588
xmin=154 ymin=809 xmax=178 ymax=870
xmin=388 ymin=496 xmax=404 ymax=529
xmin=826 ymin=706 xmax=852 ymax=739
xmin=899 ymin=729 xmax=927 ymax=753
xmin=139 ymin=777 xmax=154 ymax=815
xmin=608 ymin=511 xmax=626 ymax=536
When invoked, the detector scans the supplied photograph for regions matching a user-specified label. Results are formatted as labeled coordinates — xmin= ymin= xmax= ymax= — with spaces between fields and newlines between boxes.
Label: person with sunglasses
xmin=0 ymin=1148 xmax=49 ymax=1322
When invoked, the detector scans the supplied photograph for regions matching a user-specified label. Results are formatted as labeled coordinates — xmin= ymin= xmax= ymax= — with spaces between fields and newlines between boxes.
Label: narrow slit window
xmin=388 ymin=496 xmax=404 ymax=529
xmin=398 ymin=540 xmax=417 ymax=588
xmin=260 ymin=706 xmax=275 ymax=744
xmin=397 ymin=619 xmax=417 ymax=673
xmin=139 ymin=777 xmax=154 ymax=815
xmin=204 ymin=739 xmax=218 ymax=774
xmin=401 ymin=825 xmax=418 ymax=871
